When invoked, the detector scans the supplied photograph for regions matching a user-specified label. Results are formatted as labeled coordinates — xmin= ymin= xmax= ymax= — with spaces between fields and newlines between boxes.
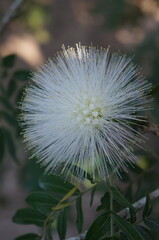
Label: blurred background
xmin=1 ymin=0 xmax=159 ymax=239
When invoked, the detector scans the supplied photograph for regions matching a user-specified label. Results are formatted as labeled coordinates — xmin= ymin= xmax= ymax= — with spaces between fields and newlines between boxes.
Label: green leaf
xmin=135 ymin=225 xmax=152 ymax=240
xmin=57 ymin=208 xmax=67 ymax=240
xmin=26 ymin=192 xmax=58 ymax=214
xmin=20 ymin=158 xmax=45 ymax=191
xmin=76 ymin=195 xmax=83 ymax=233
xmin=144 ymin=218 xmax=159 ymax=232
xmin=8 ymin=78 xmax=17 ymax=97
xmin=12 ymin=208 xmax=46 ymax=227
xmin=39 ymin=174 xmax=79 ymax=196
xmin=3 ymin=128 xmax=19 ymax=163
xmin=143 ymin=193 xmax=152 ymax=219
xmin=97 ymin=192 xmax=110 ymax=211
xmin=85 ymin=212 xmax=110 ymax=240
xmin=2 ymin=54 xmax=16 ymax=68
xmin=112 ymin=212 xmax=144 ymax=240
xmin=110 ymin=186 xmax=135 ymax=212
xmin=13 ymin=70 xmax=31 ymax=81
xmin=15 ymin=233 xmax=41 ymax=240
xmin=0 ymin=128 xmax=5 ymax=163
xmin=90 ymin=186 xmax=96 ymax=206
xmin=129 ymin=208 xmax=136 ymax=224
xmin=45 ymin=221 xmax=53 ymax=240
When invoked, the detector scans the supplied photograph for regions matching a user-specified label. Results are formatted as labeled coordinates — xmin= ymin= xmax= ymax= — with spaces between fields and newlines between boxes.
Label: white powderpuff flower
xmin=20 ymin=44 xmax=151 ymax=181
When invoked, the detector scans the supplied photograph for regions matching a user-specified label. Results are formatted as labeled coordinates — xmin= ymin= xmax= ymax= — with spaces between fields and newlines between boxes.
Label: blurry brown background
xmin=0 ymin=0 xmax=159 ymax=239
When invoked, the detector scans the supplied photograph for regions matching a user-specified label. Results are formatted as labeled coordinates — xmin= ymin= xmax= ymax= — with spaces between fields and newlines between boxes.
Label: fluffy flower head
xmin=21 ymin=44 xmax=151 ymax=181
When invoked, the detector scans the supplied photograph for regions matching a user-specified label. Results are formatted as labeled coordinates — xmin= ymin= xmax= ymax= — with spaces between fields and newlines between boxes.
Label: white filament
xmin=21 ymin=44 xmax=151 ymax=181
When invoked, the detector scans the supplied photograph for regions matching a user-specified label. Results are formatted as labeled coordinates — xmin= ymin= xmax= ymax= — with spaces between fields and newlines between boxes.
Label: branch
xmin=0 ymin=0 xmax=25 ymax=35
xmin=65 ymin=232 xmax=87 ymax=240
xmin=119 ymin=188 xmax=159 ymax=218
xmin=65 ymin=188 xmax=159 ymax=240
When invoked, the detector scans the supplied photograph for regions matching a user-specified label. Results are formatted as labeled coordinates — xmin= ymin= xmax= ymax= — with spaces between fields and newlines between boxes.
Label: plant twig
xmin=119 ymin=188 xmax=159 ymax=218
xmin=0 ymin=0 xmax=25 ymax=35
xmin=65 ymin=231 xmax=87 ymax=240
xmin=65 ymin=188 xmax=159 ymax=240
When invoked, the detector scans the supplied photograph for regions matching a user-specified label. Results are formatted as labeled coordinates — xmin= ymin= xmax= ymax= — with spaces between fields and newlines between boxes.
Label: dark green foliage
xmin=26 ymin=192 xmax=58 ymax=215
xmin=13 ymin=170 xmax=159 ymax=239
xmin=97 ymin=191 xmax=110 ymax=211
xmin=90 ymin=186 xmax=96 ymax=206
xmin=76 ymin=195 xmax=83 ymax=233
xmin=39 ymin=174 xmax=79 ymax=196
xmin=143 ymin=193 xmax=152 ymax=219
xmin=144 ymin=218 xmax=159 ymax=232
xmin=20 ymin=159 xmax=45 ymax=191
xmin=2 ymin=54 xmax=16 ymax=68
xmin=129 ymin=208 xmax=137 ymax=224
xmin=13 ymin=174 xmax=81 ymax=239
xmin=15 ymin=233 xmax=41 ymax=240
xmin=110 ymin=185 xmax=135 ymax=212
xmin=85 ymin=212 xmax=110 ymax=240
xmin=0 ymin=54 xmax=31 ymax=165
xmin=12 ymin=208 xmax=47 ymax=226
xmin=112 ymin=212 xmax=144 ymax=240
xmin=57 ymin=208 xmax=67 ymax=240
xmin=13 ymin=70 xmax=31 ymax=81
xmin=135 ymin=225 xmax=152 ymax=240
